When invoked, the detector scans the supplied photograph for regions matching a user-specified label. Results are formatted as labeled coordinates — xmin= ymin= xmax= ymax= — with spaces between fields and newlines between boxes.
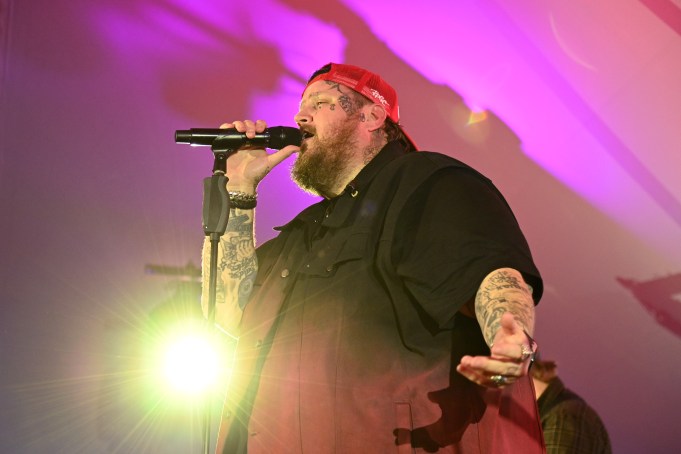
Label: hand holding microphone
xmin=176 ymin=120 xmax=300 ymax=191
xmin=175 ymin=124 xmax=302 ymax=150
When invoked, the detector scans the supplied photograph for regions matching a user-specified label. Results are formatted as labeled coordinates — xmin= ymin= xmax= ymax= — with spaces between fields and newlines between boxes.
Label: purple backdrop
xmin=1 ymin=0 xmax=680 ymax=452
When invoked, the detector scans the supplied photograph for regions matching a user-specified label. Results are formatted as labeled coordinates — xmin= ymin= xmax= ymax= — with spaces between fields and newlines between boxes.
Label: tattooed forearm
xmin=474 ymin=268 xmax=535 ymax=346
xmin=219 ymin=226 xmax=256 ymax=280
xmin=238 ymin=271 xmax=256 ymax=310
xmin=219 ymin=212 xmax=257 ymax=307
xmin=201 ymin=210 xmax=258 ymax=329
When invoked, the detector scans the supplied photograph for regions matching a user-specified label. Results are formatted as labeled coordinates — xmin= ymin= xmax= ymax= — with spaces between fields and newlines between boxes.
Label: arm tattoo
xmin=219 ymin=213 xmax=255 ymax=280
xmin=237 ymin=271 xmax=256 ymax=310
xmin=474 ymin=269 xmax=534 ymax=346
xmin=203 ymin=212 xmax=257 ymax=314
xmin=219 ymin=212 xmax=257 ymax=309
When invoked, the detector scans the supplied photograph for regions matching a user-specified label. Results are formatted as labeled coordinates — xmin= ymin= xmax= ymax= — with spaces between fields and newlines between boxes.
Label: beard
xmin=291 ymin=118 xmax=361 ymax=198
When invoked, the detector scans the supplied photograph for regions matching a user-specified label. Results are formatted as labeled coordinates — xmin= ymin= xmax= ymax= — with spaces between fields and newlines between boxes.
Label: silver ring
xmin=520 ymin=344 xmax=534 ymax=362
xmin=490 ymin=375 xmax=508 ymax=386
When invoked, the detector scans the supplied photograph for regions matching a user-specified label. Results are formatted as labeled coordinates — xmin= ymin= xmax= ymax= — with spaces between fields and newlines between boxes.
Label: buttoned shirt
xmin=218 ymin=141 xmax=544 ymax=453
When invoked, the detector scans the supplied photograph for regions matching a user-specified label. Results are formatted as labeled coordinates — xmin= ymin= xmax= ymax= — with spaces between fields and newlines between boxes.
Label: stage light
xmin=150 ymin=323 xmax=234 ymax=398
xmin=162 ymin=334 xmax=220 ymax=395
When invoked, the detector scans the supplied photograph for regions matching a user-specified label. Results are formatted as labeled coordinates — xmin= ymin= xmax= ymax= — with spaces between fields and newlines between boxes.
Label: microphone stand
xmin=201 ymin=143 xmax=235 ymax=454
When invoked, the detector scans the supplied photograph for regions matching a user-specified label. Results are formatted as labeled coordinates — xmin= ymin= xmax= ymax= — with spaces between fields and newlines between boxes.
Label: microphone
xmin=175 ymin=126 xmax=302 ymax=150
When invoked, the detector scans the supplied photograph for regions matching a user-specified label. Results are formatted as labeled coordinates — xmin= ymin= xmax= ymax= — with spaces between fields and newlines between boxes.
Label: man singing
xmin=202 ymin=63 xmax=544 ymax=453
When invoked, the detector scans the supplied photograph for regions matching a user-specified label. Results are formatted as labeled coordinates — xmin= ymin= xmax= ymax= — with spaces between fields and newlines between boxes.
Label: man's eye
xmin=315 ymin=101 xmax=327 ymax=109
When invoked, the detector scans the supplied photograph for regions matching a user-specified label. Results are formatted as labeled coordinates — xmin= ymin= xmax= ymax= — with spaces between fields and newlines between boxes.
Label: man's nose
xmin=294 ymin=109 xmax=312 ymax=125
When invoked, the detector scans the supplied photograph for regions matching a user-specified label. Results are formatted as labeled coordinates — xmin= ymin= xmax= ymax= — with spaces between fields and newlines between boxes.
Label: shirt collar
xmin=537 ymin=377 xmax=567 ymax=408
xmin=275 ymin=140 xmax=409 ymax=230
xmin=322 ymin=140 xmax=407 ymax=228
xmin=342 ymin=140 xmax=407 ymax=197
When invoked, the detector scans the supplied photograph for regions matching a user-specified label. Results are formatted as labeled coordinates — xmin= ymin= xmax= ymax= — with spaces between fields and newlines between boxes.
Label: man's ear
xmin=365 ymin=103 xmax=388 ymax=132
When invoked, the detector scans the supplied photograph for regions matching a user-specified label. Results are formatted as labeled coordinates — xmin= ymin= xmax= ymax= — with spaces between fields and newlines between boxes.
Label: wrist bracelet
xmin=229 ymin=191 xmax=257 ymax=209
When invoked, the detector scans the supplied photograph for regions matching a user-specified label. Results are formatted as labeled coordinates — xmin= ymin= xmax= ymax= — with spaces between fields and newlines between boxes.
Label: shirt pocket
xmin=298 ymin=231 xmax=371 ymax=278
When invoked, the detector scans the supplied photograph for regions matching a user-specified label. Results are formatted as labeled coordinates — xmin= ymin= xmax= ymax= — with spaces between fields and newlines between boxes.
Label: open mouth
xmin=301 ymin=130 xmax=315 ymax=141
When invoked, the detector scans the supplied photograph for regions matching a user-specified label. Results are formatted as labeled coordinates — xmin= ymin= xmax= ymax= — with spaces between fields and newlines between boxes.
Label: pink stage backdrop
xmin=1 ymin=0 xmax=680 ymax=452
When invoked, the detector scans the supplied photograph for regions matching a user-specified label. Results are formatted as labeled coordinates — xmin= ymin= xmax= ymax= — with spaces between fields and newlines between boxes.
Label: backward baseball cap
xmin=305 ymin=62 xmax=418 ymax=151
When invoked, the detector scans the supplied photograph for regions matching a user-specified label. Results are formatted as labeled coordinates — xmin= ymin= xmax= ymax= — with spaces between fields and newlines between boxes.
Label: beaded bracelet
xmin=229 ymin=191 xmax=257 ymax=209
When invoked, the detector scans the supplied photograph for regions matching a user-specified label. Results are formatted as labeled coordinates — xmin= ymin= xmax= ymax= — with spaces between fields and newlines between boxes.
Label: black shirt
xmin=220 ymin=141 xmax=544 ymax=453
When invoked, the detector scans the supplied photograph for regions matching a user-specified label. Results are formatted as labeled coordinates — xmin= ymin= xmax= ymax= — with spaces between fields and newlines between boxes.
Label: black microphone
xmin=175 ymin=126 xmax=302 ymax=149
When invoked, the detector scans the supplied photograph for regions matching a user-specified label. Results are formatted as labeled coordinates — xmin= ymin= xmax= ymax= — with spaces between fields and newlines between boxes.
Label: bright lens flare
xmin=161 ymin=334 xmax=221 ymax=395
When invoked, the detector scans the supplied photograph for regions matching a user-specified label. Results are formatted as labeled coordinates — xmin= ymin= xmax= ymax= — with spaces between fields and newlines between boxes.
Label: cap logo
xmin=369 ymin=89 xmax=390 ymax=108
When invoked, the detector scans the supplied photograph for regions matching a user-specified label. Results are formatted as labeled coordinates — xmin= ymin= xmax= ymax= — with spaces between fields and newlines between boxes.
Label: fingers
xmin=457 ymin=358 xmax=519 ymax=388
xmin=495 ymin=343 xmax=532 ymax=362
xmin=457 ymin=362 xmax=514 ymax=388
xmin=457 ymin=311 xmax=537 ymax=388
xmin=220 ymin=119 xmax=298 ymax=167
xmin=497 ymin=312 xmax=519 ymax=338
xmin=490 ymin=341 xmax=529 ymax=362
xmin=220 ymin=119 xmax=267 ymax=138
xmin=215 ymin=120 xmax=298 ymax=188
xmin=267 ymin=145 xmax=298 ymax=167
xmin=457 ymin=354 xmax=525 ymax=384
xmin=490 ymin=312 xmax=532 ymax=361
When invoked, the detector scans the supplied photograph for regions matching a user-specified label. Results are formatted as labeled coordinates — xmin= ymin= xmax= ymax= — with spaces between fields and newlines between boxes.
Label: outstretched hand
xmin=456 ymin=312 xmax=536 ymax=388
xmin=220 ymin=119 xmax=299 ymax=190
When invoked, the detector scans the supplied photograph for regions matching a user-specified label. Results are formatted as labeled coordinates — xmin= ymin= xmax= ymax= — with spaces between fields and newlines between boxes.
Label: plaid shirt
xmin=537 ymin=377 xmax=612 ymax=454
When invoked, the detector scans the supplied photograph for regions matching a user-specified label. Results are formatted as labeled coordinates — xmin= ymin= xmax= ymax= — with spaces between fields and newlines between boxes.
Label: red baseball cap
xmin=305 ymin=63 xmax=418 ymax=151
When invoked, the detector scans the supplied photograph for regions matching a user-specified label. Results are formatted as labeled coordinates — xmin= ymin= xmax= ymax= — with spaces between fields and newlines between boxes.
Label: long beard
xmin=291 ymin=119 xmax=361 ymax=198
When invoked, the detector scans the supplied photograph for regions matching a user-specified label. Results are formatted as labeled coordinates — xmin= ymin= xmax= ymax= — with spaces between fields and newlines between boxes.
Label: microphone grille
xmin=267 ymin=127 xmax=302 ymax=149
